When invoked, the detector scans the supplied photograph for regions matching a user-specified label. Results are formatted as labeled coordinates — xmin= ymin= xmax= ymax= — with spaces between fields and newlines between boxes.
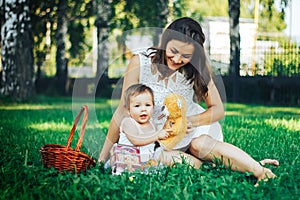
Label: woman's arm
xmin=187 ymin=80 xmax=224 ymax=126
xmin=122 ymin=118 xmax=169 ymax=146
xmin=98 ymin=55 xmax=140 ymax=162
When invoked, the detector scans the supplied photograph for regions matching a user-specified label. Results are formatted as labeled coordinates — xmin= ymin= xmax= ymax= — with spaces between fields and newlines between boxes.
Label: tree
xmin=129 ymin=0 xmax=169 ymax=45
xmin=228 ymin=0 xmax=240 ymax=77
xmin=93 ymin=0 xmax=170 ymax=79
xmin=30 ymin=0 xmax=94 ymax=94
xmin=30 ymin=0 xmax=57 ymax=81
xmin=55 ymin=0 xmax=68 ymax=95
xmin=67 ymin=0 xmax=94 ymax=67
xmin=113 ymin=0 xmax=169 ymax=46
xmin=259 ymin=0 xmax=288 ymax=33
xmin=94 ymin=0 xmax=115 ymax=79
xmin=228 ymin=0 xmax=240 ymax=102
xmin=0 ymin=0 xmax=34 ymax=101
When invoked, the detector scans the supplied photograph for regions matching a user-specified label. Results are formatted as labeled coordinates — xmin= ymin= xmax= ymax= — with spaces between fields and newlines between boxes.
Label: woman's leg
xmin=189 ymin=135 xmax=279 ymax=180
xmin=158 ymin=150 xmax=202 ymax=169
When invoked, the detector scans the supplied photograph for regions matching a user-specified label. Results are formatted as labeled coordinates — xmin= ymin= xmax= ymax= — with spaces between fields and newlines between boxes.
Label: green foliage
xmin=0 ymin=97 xmax=299 ymax=199
xmin=30 ymin=0 xmax=58 ymax=70
xmin=30 ymin=0 xmax=95 ymax=76
xmin=172 ymin=0 xmax=187 ymax=19
xmin=263 ymin=40 xmax=300 ymax=76
xmin=186 ymin=0 xmax=229 ymax=19
xmin=175 ymin=0 xmax=287 ymax=33
xmin=29 ymin=0 xmax=290 ymax=78
xmin=259 ymin=2 xmax=286 ymax=33
xmin=115 ymin=0 xmax=169 ymax=29
xmin=68 ymin=19 xmax=93 ymax=66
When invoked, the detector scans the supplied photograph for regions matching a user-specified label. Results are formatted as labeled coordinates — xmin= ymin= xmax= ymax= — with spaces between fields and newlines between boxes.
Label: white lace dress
xmin=138 ymin=52 xmax=223 ymax=150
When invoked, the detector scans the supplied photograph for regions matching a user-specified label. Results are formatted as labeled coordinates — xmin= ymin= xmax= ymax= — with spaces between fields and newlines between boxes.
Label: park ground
xmin=0 ymin=96 xmax=299 ymax=199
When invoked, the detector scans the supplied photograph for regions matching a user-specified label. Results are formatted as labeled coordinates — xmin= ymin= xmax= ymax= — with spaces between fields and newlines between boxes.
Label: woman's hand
xmin=187 ymin=121 xmax=195 ymax=133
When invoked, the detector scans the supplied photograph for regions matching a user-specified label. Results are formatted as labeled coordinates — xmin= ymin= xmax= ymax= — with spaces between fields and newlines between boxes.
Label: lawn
xmin=0 ymin=96 xmax=299 ymax=199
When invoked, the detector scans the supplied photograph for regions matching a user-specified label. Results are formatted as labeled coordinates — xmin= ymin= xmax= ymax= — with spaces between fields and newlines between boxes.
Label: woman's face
xmin=128 ymin=92 xmax=154 ymax=125
xmin=165 ymin=39 xmax=195 ymax=71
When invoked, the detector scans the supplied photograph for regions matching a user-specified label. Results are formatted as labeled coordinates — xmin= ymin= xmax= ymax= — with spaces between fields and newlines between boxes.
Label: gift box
xmin=110 ymin=144 xmax=141 ymax=175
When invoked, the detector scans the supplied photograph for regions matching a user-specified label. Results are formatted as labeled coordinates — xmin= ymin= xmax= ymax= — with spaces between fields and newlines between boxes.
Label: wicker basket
xmin=40 ymin=105 xmax=95 ymax=173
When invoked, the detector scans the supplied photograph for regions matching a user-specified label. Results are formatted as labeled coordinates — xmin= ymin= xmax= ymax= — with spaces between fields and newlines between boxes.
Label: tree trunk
xmin=96 ymin=26 xmax=109 ymax=79
xmin=228 ymin=0 xmax=240 ymax=102
xmin=0 ymin=0 xmax=34 ymax=101
xmin=95 ymin=0 xmax=112 ymax=79
xmin=55 ymin=0 xmax=68 ymax=95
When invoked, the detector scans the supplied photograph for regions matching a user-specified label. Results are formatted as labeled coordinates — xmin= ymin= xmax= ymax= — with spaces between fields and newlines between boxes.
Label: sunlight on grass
xmin=28 ymin=121 xmax=111 ymax=132
xmin=225 ymin=111 xmax=241 ymax=116
xmin=0 ymin=97 xmax=118 ymax=111
xmin=264 ymin=117 xmax=300 ymax=132
xmin=106 ymin=99 xmax=119 ymax=107
xmin=28 ymin=122 xmax=71 ymax=132
xmin=0 ymin=103 xmax=112 ymax=112
xmin=99 ymin=121 xmax=110 ymax=129
xmin=0 ymin=104 xmax=72 ymax=110
xmin=225 ymin=103 xmax=300 ymax=116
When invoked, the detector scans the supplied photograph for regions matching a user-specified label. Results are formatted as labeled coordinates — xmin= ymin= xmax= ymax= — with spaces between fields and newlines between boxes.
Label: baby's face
xmin=128 ymin=92 xmax=154 ymax=125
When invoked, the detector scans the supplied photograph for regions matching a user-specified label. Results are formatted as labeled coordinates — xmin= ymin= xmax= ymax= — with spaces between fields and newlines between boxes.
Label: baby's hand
xmin=158 ymin=129 xmax=171 ymax=140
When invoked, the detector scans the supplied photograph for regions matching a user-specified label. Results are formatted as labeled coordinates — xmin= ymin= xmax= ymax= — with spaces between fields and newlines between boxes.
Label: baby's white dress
xmin=138 ymin=52 xmax=223 ymax=151
xmin=118 ymin=117 xmax=159 ymax=163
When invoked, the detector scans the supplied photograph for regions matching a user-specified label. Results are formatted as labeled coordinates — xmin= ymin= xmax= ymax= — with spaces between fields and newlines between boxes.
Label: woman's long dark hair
xmin=148 ymin=17 xmax=211 ymax=102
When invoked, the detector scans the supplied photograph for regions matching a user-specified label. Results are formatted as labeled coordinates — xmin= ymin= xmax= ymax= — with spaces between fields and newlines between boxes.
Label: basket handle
xmin=66 ymin=105 xmax=88 ymax=151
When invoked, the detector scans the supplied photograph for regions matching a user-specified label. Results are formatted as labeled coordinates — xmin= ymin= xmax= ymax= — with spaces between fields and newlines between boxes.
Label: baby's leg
xmin=158 ymin=150 xmax=202 ymax=169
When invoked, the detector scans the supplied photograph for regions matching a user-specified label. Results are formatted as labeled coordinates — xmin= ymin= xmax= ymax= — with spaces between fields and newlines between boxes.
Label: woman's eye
xmin=171 ymin=49 xmax=177 ymax=54
xmin=182 ymin=55 xmax=191 ymax=59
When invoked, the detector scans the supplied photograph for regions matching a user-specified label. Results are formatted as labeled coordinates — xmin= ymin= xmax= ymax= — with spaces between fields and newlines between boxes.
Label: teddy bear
xmin=158 ymin=93 xmax=187 ymax=151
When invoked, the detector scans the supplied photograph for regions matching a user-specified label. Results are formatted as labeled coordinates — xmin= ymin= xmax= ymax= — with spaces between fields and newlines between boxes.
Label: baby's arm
xmin=122 ymin=118 xmax=170 ymax=146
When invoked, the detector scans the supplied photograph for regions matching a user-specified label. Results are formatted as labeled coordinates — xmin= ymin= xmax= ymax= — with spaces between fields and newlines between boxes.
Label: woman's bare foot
xmin=259 ymin=159 xmax=279 ymax=166
xmin=254 ymin=159 xmax=279 ymax=187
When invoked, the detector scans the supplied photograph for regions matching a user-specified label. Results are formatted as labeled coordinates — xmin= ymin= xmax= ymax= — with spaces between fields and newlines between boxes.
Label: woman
xmin=99 ymin=17 xmax=278 ymax=182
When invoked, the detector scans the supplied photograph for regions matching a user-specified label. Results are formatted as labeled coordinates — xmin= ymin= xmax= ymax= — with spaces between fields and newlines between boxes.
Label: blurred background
xmin=0 ymin=0 xmax=299 ymax=105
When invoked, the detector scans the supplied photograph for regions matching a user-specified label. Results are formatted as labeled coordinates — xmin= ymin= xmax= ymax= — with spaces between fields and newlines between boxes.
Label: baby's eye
xmin=134 ymin=105 xmax=140 ymax=107
xmin=146 ymin=104 xmax=152 ymax=107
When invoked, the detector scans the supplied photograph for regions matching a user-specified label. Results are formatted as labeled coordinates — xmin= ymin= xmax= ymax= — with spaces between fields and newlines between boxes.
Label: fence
xmin=208 ymin=32 xmax=300 ymax=77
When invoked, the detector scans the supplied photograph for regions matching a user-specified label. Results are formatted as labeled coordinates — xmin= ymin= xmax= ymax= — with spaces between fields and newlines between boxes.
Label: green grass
xmin=0 ymin=96 xmax=299 ymax=199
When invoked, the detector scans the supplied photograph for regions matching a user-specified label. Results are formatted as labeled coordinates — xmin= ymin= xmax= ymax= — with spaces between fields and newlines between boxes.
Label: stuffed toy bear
xmin=158 ymin=93 xmax=187 ymax=150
